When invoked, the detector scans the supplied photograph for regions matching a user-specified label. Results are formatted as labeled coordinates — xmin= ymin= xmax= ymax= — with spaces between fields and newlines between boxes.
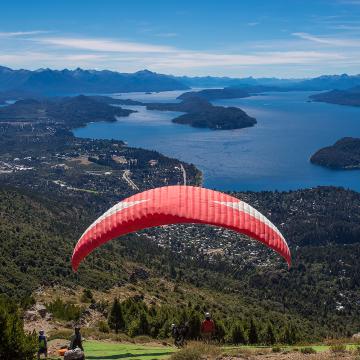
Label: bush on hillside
xmin=330 ymin=343 xmax=346 ymax=353
xmin=0 ymin=296 xmax=37 ymax=360
xmin=46 ymin=298 xmax=83 ymax=321
xmin=300 ymin=347 xmax=316 ymax=354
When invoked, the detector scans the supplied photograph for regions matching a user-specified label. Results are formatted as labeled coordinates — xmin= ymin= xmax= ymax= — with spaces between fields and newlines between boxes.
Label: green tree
xmin=81 ymin=289 xmax=94 ymax=303
xmin=108 ymin=298 xmax=124 ymax=333
xmin=265 ymin=323 xmax=276 ymax=345
xmin=0 ymin=296 xmax=37 ymax=360
xmin=214 ymin=320 xmax=226 ymax=342
xmin=186 ymin=310 xmax=201 ymax=339
xmin=231 ymin=322 xmax=247 ymax=345
xmin=248 ymin=318 xmax=259 ymax=344
xmin=137 ymin=312 xmax=149 ymax=335
xmin=282 ymin=323 xmax=298 ymax=345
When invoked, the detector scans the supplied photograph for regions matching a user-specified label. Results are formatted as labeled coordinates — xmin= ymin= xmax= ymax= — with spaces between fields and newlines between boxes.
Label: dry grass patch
xmin=170 ymin=342 xmax=221 ymax=360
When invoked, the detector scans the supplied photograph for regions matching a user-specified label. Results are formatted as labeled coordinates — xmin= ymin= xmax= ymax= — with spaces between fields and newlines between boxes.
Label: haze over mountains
xmin=1 ymin=66 xmax=360 ymax=96
xmin=0 ymin=66 xmax=188 ymax=95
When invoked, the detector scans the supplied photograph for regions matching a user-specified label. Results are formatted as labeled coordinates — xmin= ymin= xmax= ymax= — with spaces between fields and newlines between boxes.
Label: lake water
xmin=74 ymin=90 xmax=360 ymax=192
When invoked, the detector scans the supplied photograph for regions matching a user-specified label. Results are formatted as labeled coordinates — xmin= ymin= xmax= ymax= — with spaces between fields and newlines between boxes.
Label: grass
xmin=48 ymin=340 xmax=360 ymax=360
xmin=49 ymin=341 xmax=176 ymax=360
xmin=170 ymin=343 xmax=221 ymax=360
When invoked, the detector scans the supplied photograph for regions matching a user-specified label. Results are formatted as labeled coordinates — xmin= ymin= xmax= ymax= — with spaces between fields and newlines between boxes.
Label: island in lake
xmin=310 ymin=87 xmax=360 ymax=107
xmin=146 ymin=95 xmax=256 ymax=130
xmin=177 ymin=87 xmax=251 ymax=101
xmin=310 ymin=137 xmax=360 ymax=169
xmin=0 ymin=95 xmax=135 ymax=128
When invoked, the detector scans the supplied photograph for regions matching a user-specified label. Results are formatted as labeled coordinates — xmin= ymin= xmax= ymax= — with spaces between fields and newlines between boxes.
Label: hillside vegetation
xmin=2 ymin=184 xmax=360 ymax=342
xmin=310 ymin=137 xmax=360 ymax=169
xmin=310 ymin=87 xmax=360 ymax=107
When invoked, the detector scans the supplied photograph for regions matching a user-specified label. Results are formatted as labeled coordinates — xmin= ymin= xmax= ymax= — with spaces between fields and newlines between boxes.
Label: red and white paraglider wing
xmin=72 ymin=186 xmax=291 ymax=271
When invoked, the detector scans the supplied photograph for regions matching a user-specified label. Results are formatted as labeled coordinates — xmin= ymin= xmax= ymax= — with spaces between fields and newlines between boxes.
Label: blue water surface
xmin=74 ymin=90 xmax=360 ymax=192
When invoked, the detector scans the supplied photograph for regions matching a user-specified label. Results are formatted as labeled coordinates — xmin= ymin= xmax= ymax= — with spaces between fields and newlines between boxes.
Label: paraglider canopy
xmin=72 ymin=185 xmax=291 ymax=271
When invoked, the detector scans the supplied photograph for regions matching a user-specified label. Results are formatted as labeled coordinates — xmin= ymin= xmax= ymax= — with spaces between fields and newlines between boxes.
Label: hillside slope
xmin=2 ymin=185 xmax=360 ymax=340
xmin=310 ymin=137 xmax=360 ymax=169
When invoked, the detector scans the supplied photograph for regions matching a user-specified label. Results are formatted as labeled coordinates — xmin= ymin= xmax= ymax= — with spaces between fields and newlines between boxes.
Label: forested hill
xmin=310 ymin=87 xmax=360 ymax=107
xmin=146 ymin=96 xmax=256 ymax=130
xmin=310 ymin=137 xmax=360 ymax=169
xmin=0 ymin=95 xmax=135 ymax=128
xmin=2 ymin=184 xmax=360 ymax=339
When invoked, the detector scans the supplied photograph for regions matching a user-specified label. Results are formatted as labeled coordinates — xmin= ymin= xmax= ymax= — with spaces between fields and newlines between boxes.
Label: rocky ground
xmin=222 ymin=350 xmax=359 ymax=360
xmin=229 ymin=353 xmax=358 ymax=359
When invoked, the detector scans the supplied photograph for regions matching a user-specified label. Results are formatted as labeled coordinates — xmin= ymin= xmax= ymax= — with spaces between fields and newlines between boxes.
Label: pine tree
xmin=248 ymin=318 xmax=259 ymax=344
xmin=265 ymin=323 xmax=276 ymax=345
xmin=214 ymin=320 xmax=226 ymax=342
xmin=282 ymin=323 xmax=298 ymax=345
xmin=187 ymin=310 xmax=201 ymax=339
xmin=138 ymin=312 xmax=149 ymax=335
xmin=0 ymin=296 xmax=37 ymax=360
xmin=231 ymin=322 xmax=247 ymax=344
xmin=108 ymin=298 xmax=124 ymax=333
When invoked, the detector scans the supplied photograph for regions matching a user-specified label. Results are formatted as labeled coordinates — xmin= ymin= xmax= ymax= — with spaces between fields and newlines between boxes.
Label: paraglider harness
xmin=172 ymin=323 xmax=189 ymax=347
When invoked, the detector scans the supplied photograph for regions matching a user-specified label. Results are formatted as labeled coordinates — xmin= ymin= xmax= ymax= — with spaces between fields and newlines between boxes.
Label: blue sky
xmin=1 ymin=0 xmax=360 ymax=77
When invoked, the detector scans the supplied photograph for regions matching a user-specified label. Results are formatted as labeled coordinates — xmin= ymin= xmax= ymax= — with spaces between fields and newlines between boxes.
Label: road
xmin=123 ymin=170 xmax=139 ymax=191
xmin=180 ymin=164 xmax=187 ymax=185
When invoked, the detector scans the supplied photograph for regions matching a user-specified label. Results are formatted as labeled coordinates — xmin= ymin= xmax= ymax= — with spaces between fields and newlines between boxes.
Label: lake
xmin=74 ymin=90 xmax=360 ymax=192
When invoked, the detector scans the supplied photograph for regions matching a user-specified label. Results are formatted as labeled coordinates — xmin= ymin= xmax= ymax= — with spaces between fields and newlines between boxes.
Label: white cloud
xmin=147 ymin=51 xmax=344 ymax=69
xmin=0 ymin=31 xmax=357 ymax=76
xmin=293 ymin=32 xmax=360 ymax=46
xmin=0 ymin=30 xmax=50 ymax=38
xmin=37 ymin=36 xmax=175 ymax=53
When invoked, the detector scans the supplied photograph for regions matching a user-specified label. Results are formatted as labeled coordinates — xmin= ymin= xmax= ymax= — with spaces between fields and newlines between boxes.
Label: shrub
xmin=300 ymin=347 xmax=316 ymax=354
xmin=98 ymin=320 xmax=110 ymax=333
xmin=46 ymin=298 xmax=83 ymax=321
xmin=272 ymin=346 xmax=282 ymax=353
xmin=0 ymin=296 xmax=37 ymax=360
xmin=47 ymin=329 xmax=72 ymax=341
xmin=20 ymin=296 xmax=36 ymax=310
xmin=81 ymin=289 xmax=94 ymax=303
xmin=170 ymin=343 xmax=221 ymax=360
xmin=330 ymin=343 xmax=346 ymax=353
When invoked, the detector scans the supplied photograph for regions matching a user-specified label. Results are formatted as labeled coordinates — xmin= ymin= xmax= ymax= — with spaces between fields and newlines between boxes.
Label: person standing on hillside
xmin=66 ymin=326 xmax=85 ymax=360
xmin=37 ymin=330 xmax=48 ymax=359
xmin=200 ymin=312 xmax=215 ymax=342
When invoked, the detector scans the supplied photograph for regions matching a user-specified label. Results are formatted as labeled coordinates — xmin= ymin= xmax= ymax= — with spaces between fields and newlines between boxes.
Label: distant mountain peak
xmin=0 ymin=66 xmax=13 ymax=72
xmin=135 ymin=69 xmax=156 ymax=75
xmin=0 ymin=65 xmax=188 ymax=94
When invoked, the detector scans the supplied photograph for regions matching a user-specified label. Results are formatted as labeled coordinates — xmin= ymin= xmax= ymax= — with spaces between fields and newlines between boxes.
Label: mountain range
xmin=1 ymin=66 xmax=360 ymax=96
xmin=176 ymin=73 xmax=360 ymax=90
xmin=0 ymin=67 xmax=188 ymax=95
xmin=310 ymin=86 xmax=360 ymax=107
